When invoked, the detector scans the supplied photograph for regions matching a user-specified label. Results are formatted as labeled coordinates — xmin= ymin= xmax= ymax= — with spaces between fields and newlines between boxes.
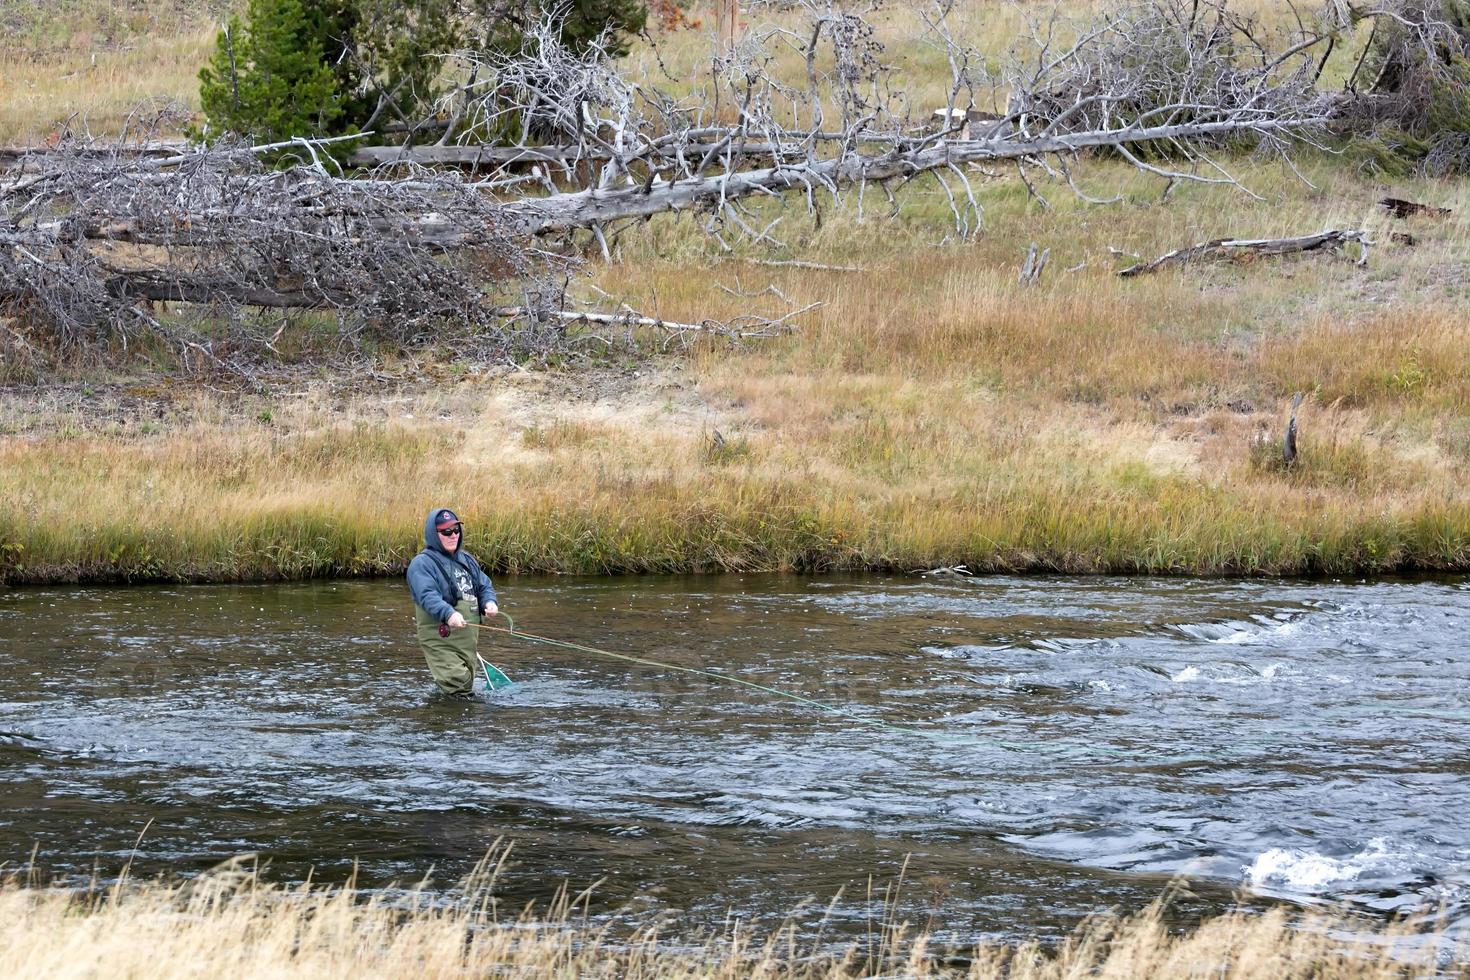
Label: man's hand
xmin=482 ymin=601 xmax=499 ymax=619
xmin=447 ymin=611 xmax=467 ymax=630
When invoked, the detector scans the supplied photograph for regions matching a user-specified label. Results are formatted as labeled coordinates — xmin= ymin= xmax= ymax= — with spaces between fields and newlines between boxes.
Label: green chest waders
xmin=415 ymin=597 xmax=482 ymax=695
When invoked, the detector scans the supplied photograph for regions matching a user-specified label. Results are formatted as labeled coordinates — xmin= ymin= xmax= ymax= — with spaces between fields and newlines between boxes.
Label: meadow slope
xmin=2 ymin=0 xmax=1468 ymax=582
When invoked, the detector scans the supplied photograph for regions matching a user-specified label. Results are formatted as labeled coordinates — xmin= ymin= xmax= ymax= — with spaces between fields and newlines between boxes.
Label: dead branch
xmin=742 ymin=258 xmax=865 ymax=272
xmin=1117 ymin=229 xmax=1372 ymax=276
xmin=492 ymin=303 xmax=816 ymax=339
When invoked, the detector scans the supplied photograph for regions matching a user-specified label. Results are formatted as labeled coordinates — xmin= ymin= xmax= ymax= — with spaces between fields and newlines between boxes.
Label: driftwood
xmin=917 ymin=564 xmax=974 ymax=578
xmin=1116 ymin=229 xmax=1372 ymax=277
xmin=1378 ymin=197 xmax=1452 ymax=219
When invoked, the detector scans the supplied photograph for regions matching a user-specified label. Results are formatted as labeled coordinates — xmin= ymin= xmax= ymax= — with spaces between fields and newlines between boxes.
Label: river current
xmin=1 ymin=574 xmax=1467 ymax=942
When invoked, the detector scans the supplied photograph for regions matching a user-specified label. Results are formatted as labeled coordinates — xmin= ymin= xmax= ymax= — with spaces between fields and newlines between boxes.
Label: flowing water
xmin=2 ymin=574 xmax=1468 ymax=943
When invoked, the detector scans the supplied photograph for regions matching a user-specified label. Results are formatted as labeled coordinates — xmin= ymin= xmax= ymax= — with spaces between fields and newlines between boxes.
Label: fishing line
xmin=470 ymin=614 xmax=954 ymax=740
xmin=464 ymin=615 xmax=1301 ymax=767
xmin=465 ymin=613 xmax=1135 ymax=758
xmin=443 ymin=613 xmax=1336 ymax=767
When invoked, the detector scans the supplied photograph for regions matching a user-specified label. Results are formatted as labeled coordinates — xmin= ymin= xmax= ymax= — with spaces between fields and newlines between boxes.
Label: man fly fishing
xmin=407 ymin=508 xmax=499 ymax=697
xmin=403 ymin=510 xmax=967 ymax=737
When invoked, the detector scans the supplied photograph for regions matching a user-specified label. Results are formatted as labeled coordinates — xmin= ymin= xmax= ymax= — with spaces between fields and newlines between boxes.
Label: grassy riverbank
xmin=0 ymin=869 xmax=1458 ymax=979
xmin=3 ymin=3 xmax=1470 ymax=583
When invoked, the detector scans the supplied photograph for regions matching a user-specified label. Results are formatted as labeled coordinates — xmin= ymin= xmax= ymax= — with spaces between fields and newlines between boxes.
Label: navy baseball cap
xmin=435 ymin=509 xmax=462 ymax=530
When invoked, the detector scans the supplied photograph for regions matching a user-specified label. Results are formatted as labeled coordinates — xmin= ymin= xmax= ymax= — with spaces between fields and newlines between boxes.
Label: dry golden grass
xmin=2 ymin=2 xmax=1469 ymax=581
xmin=0 ymin=864 xmax=1461 ymax=979
xmin=0 ymin=1 xmax=218 ymax=142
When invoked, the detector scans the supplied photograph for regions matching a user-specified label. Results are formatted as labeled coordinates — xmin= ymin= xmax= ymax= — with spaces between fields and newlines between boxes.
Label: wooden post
xmin=717 ymin=0 xmax=739 ymax=53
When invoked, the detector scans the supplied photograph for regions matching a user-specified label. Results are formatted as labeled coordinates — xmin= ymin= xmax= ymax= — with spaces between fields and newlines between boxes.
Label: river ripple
xmin=1 ymin=574 xmax=1467 ymax=942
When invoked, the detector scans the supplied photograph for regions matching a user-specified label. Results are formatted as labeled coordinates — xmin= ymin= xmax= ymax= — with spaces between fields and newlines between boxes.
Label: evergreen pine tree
xmin=198 ymin=0 xmax=347 ymax=156
xmin=198 ymin=0 xmax=654 ymax=155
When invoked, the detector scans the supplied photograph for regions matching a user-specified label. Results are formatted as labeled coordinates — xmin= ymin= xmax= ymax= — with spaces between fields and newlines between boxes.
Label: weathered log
xmin=511 ymin=118 xmax=1332 ymax=235
xmin=0 ymin=141 xmax=186 ymax=170
xmin=492 ymin=304 xmax=814 ymax=337
xmin=493 ymin=306 xmax=711 ymax=331
xmin=743 ymin=259 xmax=864 ymax=272
xmin=1116 ymin=229 xmax=1371 ymax=277
xmin=0 ymin=140 xmax=590 ymax=173
xmin=1 ymin=132 xmax=914 ymax=176
xmin=15 ymin=213 xmax=491 ymax=251
xmin=0 ymin=274 xmax=354 ymax=312
xmin=1378 ymin=197 xmax=1451 ymax=219
xmin=104 ymin=275 xmax=355 ymax=309
xmin=348 ymin=135 xmax=907 ymax=171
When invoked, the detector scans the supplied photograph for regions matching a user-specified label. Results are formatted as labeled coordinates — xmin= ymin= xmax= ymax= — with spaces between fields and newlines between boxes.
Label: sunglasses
xmin=438 ymin=525 xmax=462 ymax=537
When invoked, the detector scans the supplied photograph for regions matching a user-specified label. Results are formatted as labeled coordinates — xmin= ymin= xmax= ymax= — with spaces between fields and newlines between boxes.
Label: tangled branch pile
xmin=1344 ymin=0 xmax=1470 ymax=176
xmin=0 ymin=130 xmax=571 ymax=370
xmin=5 ymin=140 xmax=540 ymax=333
xmin=1 ymin=0 xmax=1358 ymax=370
xmin=1010 ymin=0 xmax=1341 ymax=137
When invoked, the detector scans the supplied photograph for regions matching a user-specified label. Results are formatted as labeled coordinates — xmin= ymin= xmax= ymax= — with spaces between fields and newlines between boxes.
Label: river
xmin=2 ymin=574 xmax=1467 ymax=943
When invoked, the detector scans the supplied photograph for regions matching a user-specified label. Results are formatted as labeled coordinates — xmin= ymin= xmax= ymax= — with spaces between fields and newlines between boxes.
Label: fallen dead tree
xmin=1116 ymin=229 xmax=1372 ymax=277
xmin=0 ymin=144 xmax=543 ymax=351
xmin=491 ymin=303 xmax=817 ymax=340
xmin=0 ymin=141 xmax=187 ymax=171
xmin=2 ymin=1 xmax=1350 ymax=364
xmin=2 ymin=138 xmax=899 ymax=174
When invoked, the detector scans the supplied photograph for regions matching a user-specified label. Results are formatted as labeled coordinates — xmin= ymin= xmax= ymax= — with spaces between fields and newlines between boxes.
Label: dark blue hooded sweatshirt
xmin=406 ymin=508 xmax=498 ymax=623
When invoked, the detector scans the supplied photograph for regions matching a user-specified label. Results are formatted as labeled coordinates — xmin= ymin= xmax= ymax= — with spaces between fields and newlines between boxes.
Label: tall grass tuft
xmin=0 ymin=859 xmax=1461 ymax=979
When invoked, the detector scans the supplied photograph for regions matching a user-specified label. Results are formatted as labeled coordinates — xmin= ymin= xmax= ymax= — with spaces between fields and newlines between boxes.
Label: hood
xmin=422 ymin=507 xmax=463 ymax=556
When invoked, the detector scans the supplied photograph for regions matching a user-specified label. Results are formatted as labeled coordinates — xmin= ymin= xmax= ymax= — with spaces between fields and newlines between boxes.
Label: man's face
xmin=437 ymin=524 xmax=462 ymax=552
